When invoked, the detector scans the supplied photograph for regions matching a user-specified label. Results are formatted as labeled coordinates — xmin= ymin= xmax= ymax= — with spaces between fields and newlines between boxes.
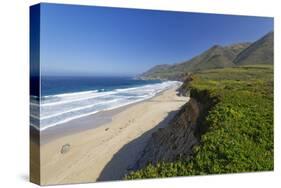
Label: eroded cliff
xmin=135 ymin=87 xmax=218 ymax=169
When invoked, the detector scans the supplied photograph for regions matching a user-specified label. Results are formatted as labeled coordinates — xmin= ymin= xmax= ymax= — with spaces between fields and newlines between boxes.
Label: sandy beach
xmin=39 ymin=86 xmax=189 ymax=185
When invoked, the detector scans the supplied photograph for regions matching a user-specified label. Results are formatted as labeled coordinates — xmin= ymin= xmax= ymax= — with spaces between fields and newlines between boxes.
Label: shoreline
xmin=40 ymin=84 xmax=181 ymax=144
xmin=39 ymin=85 xmax=189 ymax=185
xmin=34 ymin=80 xmax=181 ymax=132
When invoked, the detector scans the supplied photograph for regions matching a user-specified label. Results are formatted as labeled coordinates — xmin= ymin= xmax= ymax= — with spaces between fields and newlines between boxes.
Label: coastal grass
xmin=125 ymin=64 xmax=273 ymax=179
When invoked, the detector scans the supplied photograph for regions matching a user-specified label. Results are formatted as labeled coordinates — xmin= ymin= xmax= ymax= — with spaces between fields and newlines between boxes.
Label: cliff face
xmin=135 ymin=88 xmax=219 ymax=169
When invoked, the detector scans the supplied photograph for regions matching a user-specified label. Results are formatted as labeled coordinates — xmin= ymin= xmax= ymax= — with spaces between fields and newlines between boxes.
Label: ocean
xmin=30 ymin=76 xmax=180 ymax=131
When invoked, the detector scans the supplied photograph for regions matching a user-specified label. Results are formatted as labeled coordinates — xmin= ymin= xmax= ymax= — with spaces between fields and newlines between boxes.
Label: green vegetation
xmin=234 ymin=32 xmax=273 ymax=65
xmin=139 ymin=43 xmax=249 ymax=80
xmin=126 ymin=65 xmax=273 ymax=179
xmin=139 ymin=32 xmax=273 ymax=81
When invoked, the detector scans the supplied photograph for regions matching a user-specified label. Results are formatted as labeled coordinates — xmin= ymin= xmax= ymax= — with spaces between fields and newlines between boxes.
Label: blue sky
xmin=39 ymin=3 xmax=273 ymax=76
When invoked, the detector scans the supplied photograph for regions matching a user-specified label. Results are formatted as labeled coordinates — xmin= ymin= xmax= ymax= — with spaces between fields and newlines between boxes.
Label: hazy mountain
xmin=139 ymin=64 xmax=172 ymax=79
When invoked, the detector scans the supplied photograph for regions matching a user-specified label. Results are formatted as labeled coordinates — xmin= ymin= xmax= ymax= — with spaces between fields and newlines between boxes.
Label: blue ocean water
xmin=30 ymin=76 xmax=180 ymax=131
xmin=41 ymin=76 xmax=162 ymax=96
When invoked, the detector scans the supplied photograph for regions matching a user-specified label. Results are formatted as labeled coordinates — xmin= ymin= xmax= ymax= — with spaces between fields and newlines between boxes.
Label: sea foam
xmin=30 ymin=81 xmax=180 ymax=131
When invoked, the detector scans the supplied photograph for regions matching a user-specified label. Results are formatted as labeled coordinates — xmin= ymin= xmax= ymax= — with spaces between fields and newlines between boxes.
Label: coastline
xmin=39 ymin=83 xmax=182 ymax=144
xmin=39 ymin=85 xmax=189 ymax=185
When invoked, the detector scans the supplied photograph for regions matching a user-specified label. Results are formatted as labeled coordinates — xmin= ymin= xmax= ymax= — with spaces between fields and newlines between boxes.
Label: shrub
xmin=125 ymin=65 xmax=273 ymax=179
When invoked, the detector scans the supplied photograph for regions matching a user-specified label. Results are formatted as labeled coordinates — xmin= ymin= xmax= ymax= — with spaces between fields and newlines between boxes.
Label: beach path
xmin=40 ymin=86 xmax=189 ymax=185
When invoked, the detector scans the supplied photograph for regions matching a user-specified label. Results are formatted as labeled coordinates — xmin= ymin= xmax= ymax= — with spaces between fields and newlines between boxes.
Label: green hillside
xmin=139 ymin=43 xmax=249 ymax=80
xmin=181 ymin=43 xmax=250 ymax=71
xmin=126 ymin=65 xmax=273 ymax=179
xmin=233 ymin=32 xmax=273 ymax=65
xmin=139 ymin=32 xmax=273 ymax=80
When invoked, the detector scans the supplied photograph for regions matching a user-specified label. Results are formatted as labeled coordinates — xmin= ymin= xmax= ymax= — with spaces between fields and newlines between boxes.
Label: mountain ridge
xmin=139 ymin=32 xmax=273 ymax=80
xmin=233 ymin=32 xmax=273 ymax=65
